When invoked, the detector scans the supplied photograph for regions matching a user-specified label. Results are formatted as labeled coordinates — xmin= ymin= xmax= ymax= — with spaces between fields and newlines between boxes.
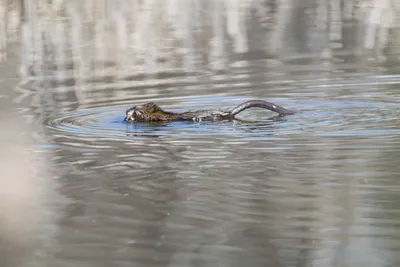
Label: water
xmin=1 ymin=1 xmax=400 ymax=267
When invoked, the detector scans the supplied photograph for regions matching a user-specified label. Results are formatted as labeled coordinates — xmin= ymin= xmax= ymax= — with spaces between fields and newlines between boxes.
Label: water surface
xmin=1 ymin=1 xmax=400 ymax=267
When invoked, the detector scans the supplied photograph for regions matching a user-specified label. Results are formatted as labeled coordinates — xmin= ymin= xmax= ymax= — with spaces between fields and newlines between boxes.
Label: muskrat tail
xmin=230 ymin=100 xmax=295 ymax=117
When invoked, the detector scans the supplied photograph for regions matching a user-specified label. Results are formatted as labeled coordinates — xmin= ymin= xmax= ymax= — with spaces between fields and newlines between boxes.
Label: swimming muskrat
xmin=124 ymin=100 xmax=294 ymax=122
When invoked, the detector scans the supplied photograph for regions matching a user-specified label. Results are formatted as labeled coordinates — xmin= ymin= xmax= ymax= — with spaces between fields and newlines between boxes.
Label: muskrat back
xmin=124 ymin=100 xmax=294 ymax=122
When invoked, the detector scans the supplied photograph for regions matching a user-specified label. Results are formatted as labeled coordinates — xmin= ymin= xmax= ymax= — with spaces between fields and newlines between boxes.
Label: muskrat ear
xmin=143 ymin=102 xmax=160 ymax=112
xmin=146 ymin=102 xmax=157 ymax=108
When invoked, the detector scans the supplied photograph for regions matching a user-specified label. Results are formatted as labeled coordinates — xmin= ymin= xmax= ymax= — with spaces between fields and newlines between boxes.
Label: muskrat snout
xmin=124 ymin=107 xmax=135 ymax=122
xmin=124 ymin=115 xmax=134 ymax=122
xmin=125 ymin=107 xmax=144 ymax=122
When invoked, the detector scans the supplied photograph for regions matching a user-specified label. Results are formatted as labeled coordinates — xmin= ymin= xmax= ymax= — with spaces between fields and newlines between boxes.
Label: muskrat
xmin=124 ymin=100 xmax=294 ymax=122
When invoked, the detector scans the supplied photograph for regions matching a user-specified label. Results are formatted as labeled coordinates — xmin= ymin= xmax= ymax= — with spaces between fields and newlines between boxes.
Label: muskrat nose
xmin=124 ymin=116 xmax=135 ymax=122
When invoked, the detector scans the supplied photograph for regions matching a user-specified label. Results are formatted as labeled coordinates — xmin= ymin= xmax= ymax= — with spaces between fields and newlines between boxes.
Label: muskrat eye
xmin=126 ymin=106 xmax=136 ymax=115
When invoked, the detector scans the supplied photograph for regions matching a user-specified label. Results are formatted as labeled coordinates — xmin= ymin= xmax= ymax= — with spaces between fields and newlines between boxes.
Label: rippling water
xmin=1 ymin=1 xmax=400 ymax=267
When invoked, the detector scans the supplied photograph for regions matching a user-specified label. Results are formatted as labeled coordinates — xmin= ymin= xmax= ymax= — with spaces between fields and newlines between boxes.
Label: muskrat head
xmin=124 ymin=102 xmax=164 ymax=122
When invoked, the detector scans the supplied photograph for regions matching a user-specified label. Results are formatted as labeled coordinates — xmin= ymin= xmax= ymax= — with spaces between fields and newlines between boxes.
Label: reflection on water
xmin=1 ymin=0 xmax=400 ymax=267
xmin=0 ymin=110 xmax=64 ymax=266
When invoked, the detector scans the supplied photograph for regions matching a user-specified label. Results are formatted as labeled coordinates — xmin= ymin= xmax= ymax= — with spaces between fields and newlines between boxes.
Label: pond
xmin=0 ymin=1 xmax=399 ymax=267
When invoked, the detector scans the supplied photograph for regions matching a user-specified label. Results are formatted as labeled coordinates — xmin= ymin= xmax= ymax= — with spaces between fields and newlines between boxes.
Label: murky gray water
xmin=1 ymin=1 xmax=400 ymax=267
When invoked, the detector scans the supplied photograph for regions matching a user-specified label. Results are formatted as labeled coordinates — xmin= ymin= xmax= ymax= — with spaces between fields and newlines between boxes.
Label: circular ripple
xmin=42 ymin=98 xmax=400 ymax=144
xmin=42 ymin=102 xmax=297 ymax=140
xmin=43 ymin=106 xmax=128 ymax=138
